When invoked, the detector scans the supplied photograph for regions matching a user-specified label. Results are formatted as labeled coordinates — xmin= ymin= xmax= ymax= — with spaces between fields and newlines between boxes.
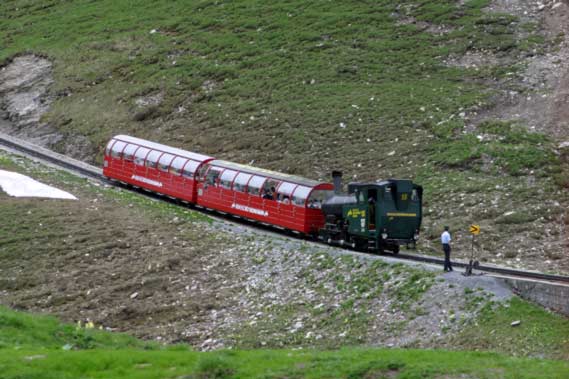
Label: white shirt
xmin=441 ymin=231 xmax=451 ymax=244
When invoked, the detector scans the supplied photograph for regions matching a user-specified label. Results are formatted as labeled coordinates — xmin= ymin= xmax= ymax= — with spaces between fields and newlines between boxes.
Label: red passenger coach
xmin=196 ymin=160 xmax=334 ymax=234
xmin=103 ymin=135 xmax=213 ymax=203
xmin=102 ymin=135 xmax=335 ymax=235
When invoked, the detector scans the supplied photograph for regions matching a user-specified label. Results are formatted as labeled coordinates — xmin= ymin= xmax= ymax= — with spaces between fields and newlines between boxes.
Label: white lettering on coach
xmin=132 ymin=175 xmax=163 ymax=187
xmin=231 ymin=203 xmax=268 ymax=217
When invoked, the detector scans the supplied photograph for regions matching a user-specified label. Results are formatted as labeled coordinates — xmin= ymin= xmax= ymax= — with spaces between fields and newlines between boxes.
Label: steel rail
xmin=2 ymin=132 xmax=569 ymax=285
xmin=395 ymin=253 xmax=569 ymax=284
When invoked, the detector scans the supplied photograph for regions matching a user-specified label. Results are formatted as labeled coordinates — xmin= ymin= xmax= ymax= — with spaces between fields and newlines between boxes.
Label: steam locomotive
xmin=320 ymin=172 xmax=422 ymax=254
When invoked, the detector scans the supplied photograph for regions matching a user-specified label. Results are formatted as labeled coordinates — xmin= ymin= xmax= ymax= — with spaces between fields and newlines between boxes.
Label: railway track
xmin=2 ymin=132 xmax=569 ymax=285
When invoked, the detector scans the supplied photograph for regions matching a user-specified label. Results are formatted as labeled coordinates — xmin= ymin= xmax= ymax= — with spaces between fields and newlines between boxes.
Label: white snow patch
xmin=0 ymin=170 xmax=77 ymax=200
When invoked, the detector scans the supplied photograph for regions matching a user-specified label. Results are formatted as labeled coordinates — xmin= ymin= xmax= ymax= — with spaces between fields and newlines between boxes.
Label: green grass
xmin=0 ymin=305 xmax=151 ymax=351
xmin=451 ymin=297 xmax=569 ymax=360
xmin=429 ymin=120 xmax=558 ymax=175
xmin=2 ymin=343 xmax=569 ymax=379
xmin=2 ymin=303 xmax=569 ymax=378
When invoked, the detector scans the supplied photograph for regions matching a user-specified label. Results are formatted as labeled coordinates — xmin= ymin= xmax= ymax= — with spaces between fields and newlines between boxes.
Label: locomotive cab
xmin=320 ymin=177 xmax=422 ymax=254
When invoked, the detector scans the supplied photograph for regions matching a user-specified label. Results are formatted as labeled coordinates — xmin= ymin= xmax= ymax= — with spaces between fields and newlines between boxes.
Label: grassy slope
xmin=1 ymin=0 xmax=566 ymax=264
xmin=0 ymin=0 xmax=541 ymax=168
xmin=1 ymin=305 xmax=569 ymax=379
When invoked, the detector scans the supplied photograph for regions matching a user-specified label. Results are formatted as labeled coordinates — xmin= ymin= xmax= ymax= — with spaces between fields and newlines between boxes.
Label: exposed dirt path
xmin=475 ymin=0 xmax=569 ymax=139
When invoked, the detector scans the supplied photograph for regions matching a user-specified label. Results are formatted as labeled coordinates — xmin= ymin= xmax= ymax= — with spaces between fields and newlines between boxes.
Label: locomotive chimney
xmin=332 ymin=171 xmax=343 ymax=194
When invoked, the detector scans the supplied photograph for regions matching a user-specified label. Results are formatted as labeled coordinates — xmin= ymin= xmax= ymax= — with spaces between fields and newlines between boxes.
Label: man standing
xmin=441 ymin=226 xmax=453 ymax=272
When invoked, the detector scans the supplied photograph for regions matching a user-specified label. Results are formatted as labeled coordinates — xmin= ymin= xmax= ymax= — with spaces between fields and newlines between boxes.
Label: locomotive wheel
xmin=353 ymin=238 xmax=367 ymax=252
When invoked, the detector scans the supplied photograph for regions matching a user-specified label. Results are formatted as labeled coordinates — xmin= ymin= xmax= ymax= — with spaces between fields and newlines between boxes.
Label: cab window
xmin=357 ymin=190 xmax=365 ymax=204
xmin=411 ymin=189 xmax=419 ymax=201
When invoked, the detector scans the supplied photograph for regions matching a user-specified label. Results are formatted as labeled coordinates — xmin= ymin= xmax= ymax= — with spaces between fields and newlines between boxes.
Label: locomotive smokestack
xmin=332 ymin=171 xmax=343 ymax=194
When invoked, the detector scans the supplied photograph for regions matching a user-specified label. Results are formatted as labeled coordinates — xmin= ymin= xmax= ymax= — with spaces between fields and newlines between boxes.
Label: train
xmin=103 ymin=135 xmax=422 ymax=253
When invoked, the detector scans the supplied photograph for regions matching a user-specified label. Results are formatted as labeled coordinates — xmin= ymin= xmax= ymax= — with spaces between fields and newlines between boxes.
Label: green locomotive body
xmin=320 ymin=177 xmax=422 ymax=254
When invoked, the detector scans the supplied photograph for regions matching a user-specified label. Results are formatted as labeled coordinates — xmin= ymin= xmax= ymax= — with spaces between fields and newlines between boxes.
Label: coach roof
xmin=111 ymin=135 xmax=213 ymax=163
xmin=207 ymin=159 xmax=332 ymax=188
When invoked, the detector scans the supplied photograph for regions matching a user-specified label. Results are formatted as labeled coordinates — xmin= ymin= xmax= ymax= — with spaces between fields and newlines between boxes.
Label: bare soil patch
xmin=0 ymin=55 xmax=95 ymax=160
xmin=470 ymin=0 xmax=569 ymax=138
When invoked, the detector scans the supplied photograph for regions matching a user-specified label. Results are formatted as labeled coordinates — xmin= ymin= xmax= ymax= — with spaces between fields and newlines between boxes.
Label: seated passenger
xmin=262 ymin=189 xmax=273 ymax=200
xmin=282 ymin=195 xmax=291 ymax=204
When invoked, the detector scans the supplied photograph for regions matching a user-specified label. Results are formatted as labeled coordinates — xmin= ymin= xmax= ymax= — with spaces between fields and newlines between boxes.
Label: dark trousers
xmin=443 ymin=244 xmax=452 ymax=271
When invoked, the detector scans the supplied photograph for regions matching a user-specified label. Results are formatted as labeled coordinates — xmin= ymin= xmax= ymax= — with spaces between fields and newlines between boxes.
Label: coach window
xmin=169 ymin=157 xmax=187 ymax=176
xmin=292 ymin=186 xmax=311 ymax=207
xmin=308 ymin=189 xmax=334 ymax=209
xmin=110 ymin=141 xmax=127 ymax=158
xmin=158 ymin=153 xmax=175 ymax=172
xmin=122 ymin=144 xmax=139 ymax=162
xmin=220 ymin=169 xmax=238 ymax=190
xmin=105 ymin=140 xmax=116 ymax=156
xmin=263 ymin=179 xmax=281 ymax=199
xmin=134 ymin=147 xmax=150 ymax=166
xmin=248 ymin=175 xmax=266 ymax=196
xmin=145 ymin=150 xmax=162 ymax=169
xmin=277 ymin=182 xmax=297 ymax=203
xmin=183 ymin=160 xmax=200 ymax=179
xmin=233 ymin=173 xmax=252 ymax=193
xmin=205 ymin=167 xmax=223 ymax=187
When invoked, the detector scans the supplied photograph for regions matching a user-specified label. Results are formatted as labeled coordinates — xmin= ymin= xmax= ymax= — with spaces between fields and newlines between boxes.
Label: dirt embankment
xmin=0 ymin=56 xmax=56 ymax=142
xmin=470 ymin=0 xmax=569 ymax=140
xmin=0 ymin=55 xmax=95 ymax=160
